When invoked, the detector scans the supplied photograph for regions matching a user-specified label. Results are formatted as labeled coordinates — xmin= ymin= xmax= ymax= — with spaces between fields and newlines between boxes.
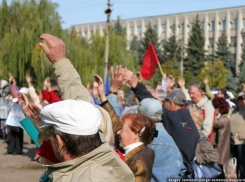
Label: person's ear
xmin=56 ymin=135 xmax=65 ymax=152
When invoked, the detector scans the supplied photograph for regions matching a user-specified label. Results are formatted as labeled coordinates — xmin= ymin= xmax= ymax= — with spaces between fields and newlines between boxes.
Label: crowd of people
xmin=0 ymin=33 xmax=245 ymax=182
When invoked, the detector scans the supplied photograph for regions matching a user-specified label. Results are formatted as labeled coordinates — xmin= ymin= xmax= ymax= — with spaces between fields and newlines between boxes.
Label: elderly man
xmin=188 ymin=81 xmax=215 ymax=139
xmin=37 ymin=100 xmax=133 ymax=182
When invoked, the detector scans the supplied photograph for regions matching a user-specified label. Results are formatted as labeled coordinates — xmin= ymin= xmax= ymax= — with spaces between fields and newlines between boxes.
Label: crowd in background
xmin=0 ymin=33 xmax=245 ymax=182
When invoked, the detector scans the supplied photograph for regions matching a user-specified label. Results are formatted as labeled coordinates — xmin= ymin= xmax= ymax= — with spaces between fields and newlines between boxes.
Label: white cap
xmin=19 ymin=87 xmax=29 ymax=95
xmin=40 ymin=100 xmax=101 ymax=135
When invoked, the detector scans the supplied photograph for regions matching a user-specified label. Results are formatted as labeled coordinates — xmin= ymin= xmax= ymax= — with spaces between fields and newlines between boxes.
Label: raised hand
xmin=111 ymin=65 xmax=128 ymax=92
xmin=203 ymin=77 xmax=209 ymax=85
xmin=19 ymin=93 xmax=30 ymax=117
xmin=27 ymin=104 xmax=45 ymax=133
xmin=94 ymin=74 xmax=107 ymax=102
xmin=43 ymin=77 xmax=50 ymax=90
xmin=9 ymin=72 xmax=14 ymax=84
xmin=25 ymin=75 xmax=31 ymax=83
xmin=39 ymin=34 xmax=66 ymax=64
xmin=121 ymin=68 xmax=137 ymax=88
xmin=25 ymin=75 xmax=32 ymax=87
xmin=178 ymin=76 xmax=185 ymax=88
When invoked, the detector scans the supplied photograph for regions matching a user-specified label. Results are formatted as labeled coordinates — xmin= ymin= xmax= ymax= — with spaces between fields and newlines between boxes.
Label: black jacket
xmin=132 ymin=82 xmax=199 ymax=174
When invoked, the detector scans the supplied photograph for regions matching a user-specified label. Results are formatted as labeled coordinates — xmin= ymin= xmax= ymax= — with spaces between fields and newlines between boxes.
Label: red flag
xmin=141 ymin=42 xmax=159 ymax=80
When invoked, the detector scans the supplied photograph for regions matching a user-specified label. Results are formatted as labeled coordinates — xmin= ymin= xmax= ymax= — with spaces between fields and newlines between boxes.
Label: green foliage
xmin=197 ymin=59 xmax=227 ymax=89
xmin=226 ymin=69 xmax=237 ymax=93
xmin=0 ymin=0 xmax=63 ymax=87
xmin=138 ymin=23 xmax=161 ymax=64
xmin=114 ymin=16 xmax=125 ymax=36
xmin=0 ymin=0 xmax=138 ymax=89
xmin=162 ymin=35 xmax=181 ymax=68
xmin=183 ymin=71 xmax=193 ymax=86
xmin=184 ymin=15 xmax=206 ymax=77
xmin=161 ymin=60 xmax=181 ymax=77
xmin=239 ymin=48 xmax=245 ymax=84
xmin=216 ymin=32 xmax=233 ymax=71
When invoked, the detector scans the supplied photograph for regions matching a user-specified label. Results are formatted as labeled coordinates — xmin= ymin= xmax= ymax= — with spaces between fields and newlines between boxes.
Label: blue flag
xmin=105 ymin=73 xmax=110 ymax=95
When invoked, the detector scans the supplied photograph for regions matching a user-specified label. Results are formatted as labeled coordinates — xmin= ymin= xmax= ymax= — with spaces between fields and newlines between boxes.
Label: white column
xmin=157 ymin=17 xmax=161 ymax=40
xmin=166 ymin=16 xmax=170 ymax=40
xmin=87 ymin=25 xmax=91 ymax=39
xmin=126 ymin=20 xmax=130 ymax=41
xmin=214 ymin=12 xmax=219 ymax=53
xmin=236 ymin=9 xmax=243 ymax=73
xmin=142 ymin=19 xmax=145 ymax=38
xmin=134 ymin=20 xmax=137 ymax=36
xmin=99 ymin=24 xmax=104 ymax=37
xmin=184 ymin=15 xmax=188 ymax=48
xmin=226 ymin=10 xmax=231 ymax=44
xmin=175 ymin=16 xmax=179 ymax=37
xmin=204 ymin=13 xmax=209 ymax=53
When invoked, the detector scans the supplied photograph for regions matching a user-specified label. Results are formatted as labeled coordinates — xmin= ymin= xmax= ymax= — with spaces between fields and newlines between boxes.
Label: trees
xmin=184 ymin=15 xmax=206 ymax=77
xmin=197 ymin=59 xmax=227 ymax=89
xmin=216 ymin=32 xmax=232 ymax=70
xmin=0 ymin=0 xmax=138 ymax=88
xmin=239 ymin=48 xmax=245 ymax=84
xmin=162 ymin=35 xmax=181 ymax=68
xmin=0 ymin=0 xmax=63 ymax=86
xmin=138 ymin=23 xmax=161 ymax=65
xmin=114 ymin=16 xmax=125 ymax=35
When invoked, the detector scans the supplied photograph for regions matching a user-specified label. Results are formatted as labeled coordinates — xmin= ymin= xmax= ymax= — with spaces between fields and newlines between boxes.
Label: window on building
xmin=209 ymin=38 xmax=214 ymax=47
xmin=131 ymin=27 xmax=134 ymax=35
xmin=200 ymin=22 xmax=205 ymax=30
xmin=161 ymin=40 xmax=166 ymax=47
xmin=231 ymin=19 xmax=238 ymax=29
xmin=171 ymin=24 xmax=175 ymax=34
xmin=188 ymin=23 xmax=194 ymax=32
xmin=91 ymin=30 xmax=93 ymax=35
xmin=242 ymin=36 xmax=245 ymax=44
xmin=138 ymin=26 xmax=142 ymax=35
xmin=230 ymin=36 xmax=237 ymax=46
xmin=154 ymin=25 xmax=158 ymax=33
xmin=179 ymin=24 xmax=184 ymax=33
xmin=219 ymin=20 xmax=226 ymax=31
xmin=162 ymin=24 xmax=166 ymax=33
xmin=243 ymin=19 xmax=245 ymax=28
xmin=232 ymin=54 xmax=236 ymax=62
xmin=208 ymin=21 xmax=215 ymax=31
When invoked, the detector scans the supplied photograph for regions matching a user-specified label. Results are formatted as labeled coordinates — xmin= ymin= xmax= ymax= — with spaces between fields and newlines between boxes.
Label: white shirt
xmin=123 ymin=142 xmax=143 ymax=156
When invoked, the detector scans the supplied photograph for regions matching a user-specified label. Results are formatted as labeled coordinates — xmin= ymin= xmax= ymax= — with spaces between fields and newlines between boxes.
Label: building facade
xmin=73 ymin=6 xmax=245 ymax=71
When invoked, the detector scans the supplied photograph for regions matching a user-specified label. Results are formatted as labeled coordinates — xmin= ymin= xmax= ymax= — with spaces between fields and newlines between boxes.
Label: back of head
xmin=156 ymin=89 xmax=166 ymax=101
xmin=189 ymin=107 xmax=203 ymax=130
xmin=40 ymin=100 xmax=103 ymax=158
xmin=136 ymin=98 xmax=163 ymax=122
xmin=212 ymin=97 xmax=229 ymax=114
xmin=165 ymin=89 xmax=186 ymax=107
xmin=121 ymin=113 xmax=155 ymax=145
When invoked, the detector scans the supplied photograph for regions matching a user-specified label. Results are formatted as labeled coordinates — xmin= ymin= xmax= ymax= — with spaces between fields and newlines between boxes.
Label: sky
xmin=51 ymin=0 xmax=245 ymax=29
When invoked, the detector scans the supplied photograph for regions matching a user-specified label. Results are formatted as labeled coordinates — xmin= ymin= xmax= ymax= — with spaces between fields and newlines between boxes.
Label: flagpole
xmin=157 ymin=61 xmax=164 ymax=78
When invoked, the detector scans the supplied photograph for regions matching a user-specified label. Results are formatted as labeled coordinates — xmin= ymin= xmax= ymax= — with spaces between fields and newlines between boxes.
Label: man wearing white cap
xmin=40 ymin=99 xmax=134 ymax=182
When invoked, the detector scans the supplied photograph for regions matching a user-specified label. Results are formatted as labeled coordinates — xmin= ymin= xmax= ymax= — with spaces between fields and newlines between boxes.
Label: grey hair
xmin=188 ymin=81 xmax=202 ymax=90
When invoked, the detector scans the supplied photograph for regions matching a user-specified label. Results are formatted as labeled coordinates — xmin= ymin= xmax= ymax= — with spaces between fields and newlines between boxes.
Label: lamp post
xmin=104 ymin=0 xmax=111 ymax=83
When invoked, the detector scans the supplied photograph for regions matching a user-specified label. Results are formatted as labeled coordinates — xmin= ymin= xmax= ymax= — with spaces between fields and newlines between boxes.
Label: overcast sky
xmin=51 ymin=0 xmax=245 ymax=29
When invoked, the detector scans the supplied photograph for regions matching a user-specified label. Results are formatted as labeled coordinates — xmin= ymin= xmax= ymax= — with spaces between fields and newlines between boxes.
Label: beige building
xmin=73 ymin=6 xmax=245 ymax=71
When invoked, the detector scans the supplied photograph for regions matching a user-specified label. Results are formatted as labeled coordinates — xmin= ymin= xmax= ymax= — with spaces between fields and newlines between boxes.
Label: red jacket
xmin=42 ymin=90 xmax=62 ymax=104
